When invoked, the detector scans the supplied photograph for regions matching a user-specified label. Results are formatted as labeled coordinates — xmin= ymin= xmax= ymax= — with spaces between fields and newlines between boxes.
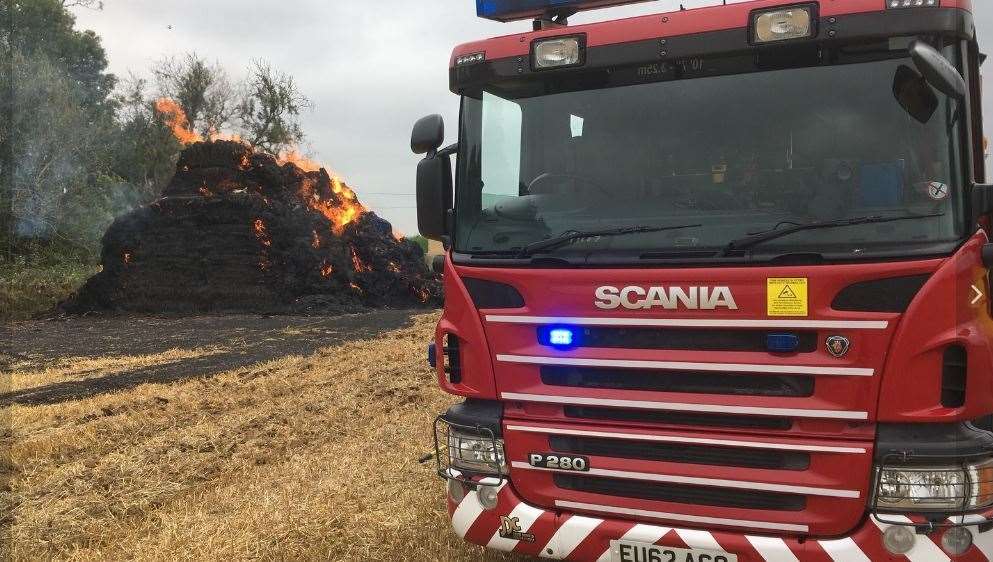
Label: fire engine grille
xmin=548 ymin=435 xmax=810 ymax=470
xmin=564 ymin=406 xmax=793 ymax=431
xmin=558 ymin=326 xmax=818 ymax=353
xmin=554 ymin=474 xmax=806 ymax=511
xmin=542 ymin=366 xmax=814 ymax=397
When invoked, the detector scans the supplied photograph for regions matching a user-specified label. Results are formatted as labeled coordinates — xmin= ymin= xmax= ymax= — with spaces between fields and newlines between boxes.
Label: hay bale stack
xmin=62 ymin=141 xmax=441 ymax=315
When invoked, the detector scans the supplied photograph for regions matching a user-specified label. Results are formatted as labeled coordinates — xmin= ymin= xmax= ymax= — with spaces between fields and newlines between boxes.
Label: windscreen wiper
xmin=519 ymin=223 xmax=702 ymax=258
xmin=720 ymin=212 xmax=946 ymax=256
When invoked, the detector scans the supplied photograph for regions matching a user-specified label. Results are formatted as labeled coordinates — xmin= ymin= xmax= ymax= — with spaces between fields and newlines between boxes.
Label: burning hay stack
xmin=62 ymin=140 xmax=441 ymax=315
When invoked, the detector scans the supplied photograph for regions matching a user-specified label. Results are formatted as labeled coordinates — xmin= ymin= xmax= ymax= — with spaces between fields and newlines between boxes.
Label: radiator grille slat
xmin=559 ymin=326 xmax=818 ymax=352
xmin=548 ymin=435 xmax=810 ymax=470
xmin=542 ymin=366 xmax=814 ymax=397
xmin=564 ymin=406 xmax=794 ymax=430
xmin=554 ymin=474 xmax=806 ymax=511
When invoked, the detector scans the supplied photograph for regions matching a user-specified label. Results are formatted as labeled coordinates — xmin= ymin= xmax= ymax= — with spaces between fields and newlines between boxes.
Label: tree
xmin=111 ymin=75 xmax=182 ymax=200
xmin=153 ymin=53 xmax=237 ymax=138
xmin=238 ymin=60 xmax=310 ymax=156
xmin=0 ymin=0 xmax=119 ymax=259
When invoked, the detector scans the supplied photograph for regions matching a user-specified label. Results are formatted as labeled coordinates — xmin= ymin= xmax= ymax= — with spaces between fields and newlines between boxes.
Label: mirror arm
xmin=437 ymin=143 xmax=458 ymax=158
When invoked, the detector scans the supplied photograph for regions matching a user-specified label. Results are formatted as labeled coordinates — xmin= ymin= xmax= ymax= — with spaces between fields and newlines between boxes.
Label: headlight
xmin=532 ymin=36 xmax=584 ymax=70
xmin=448 ymin=428 xmax=507 ymax=475
xmin=751 ymin=6 xmax=814 ymax=44
xmin=876 ymin=458 xmax=993 ymax=511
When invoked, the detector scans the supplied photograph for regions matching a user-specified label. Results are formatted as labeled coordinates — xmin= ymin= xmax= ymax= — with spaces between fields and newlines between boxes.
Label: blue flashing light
xmin=549 ymin=328 xmax=575 ymax=347
xmin=477 ymin=0 xmax=653 ymax=22
xmin=539 ymin=325 xmax=581 ymax=349
xmin=766 ymin=333 xmax=800 ymax=354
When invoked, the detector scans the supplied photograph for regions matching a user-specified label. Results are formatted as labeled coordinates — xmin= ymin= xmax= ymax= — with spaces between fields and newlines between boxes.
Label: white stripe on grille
xmin=487 ymin=501 xmax=545 ymax=552
xmin=595 ymin=524 xmax=672 ymax=562
xmin=747 ymin=536 xmax=801 ymax=562
xmin=486 ymin=315 xmax=889 ymax=330
xmin=496 ymin=354 xmax=874 ymax=377
xmin=541 ymin=515 xmax=603 ymax=559
xmin=506 ymin=424 xmax=867 ymax=454
xmin=817 ymin=537 xmax=872 ymax=562
xmin=675 ymin=529 xmax=725 ymax=551
xmin=870 ymin=515 xmax=950 ymax=562
xmin=501 ymin=392 xmax=869 ymax=420
xmin=556 ymin=500 xmax=809 ymax=533
xmin=452 ymin=482 xmax=505 ymax=538
xmin=512 ymin=462 xmax=858 ymax=498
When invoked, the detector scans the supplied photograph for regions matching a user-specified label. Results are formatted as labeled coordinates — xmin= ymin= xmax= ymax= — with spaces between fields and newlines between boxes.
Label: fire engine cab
xmin=411 ymin=0 xmax=993 ymax=559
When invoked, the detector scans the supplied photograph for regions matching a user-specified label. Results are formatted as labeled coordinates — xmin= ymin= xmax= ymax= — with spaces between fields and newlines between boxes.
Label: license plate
xmin=611 ymin=540 xmax=738 ymax=562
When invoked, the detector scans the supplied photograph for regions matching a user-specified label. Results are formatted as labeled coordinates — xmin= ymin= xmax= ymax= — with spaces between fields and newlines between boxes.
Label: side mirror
xmin=416 ymin=149 xmax=453 ymax=241
xmin=411 ymin=114 xmax=445 ymax=155
xmin=910 ymin=40 xmax=966 ymax=100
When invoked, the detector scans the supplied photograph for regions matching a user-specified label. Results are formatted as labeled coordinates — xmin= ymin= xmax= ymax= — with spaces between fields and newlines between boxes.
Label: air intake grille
xmin=564 ymin=406 xmax=793 ymax=431
xmin=463 ymin=278 xmax=524 ymax=309
xmin=549 ymin=435 xmax=810 ymax=470
xmin=542 ymin=366 xmax=814 ymax=397
xmin=832 ymin=275 xmax=929 ymax=313
xmin=554 ymin=474 xmax=806 ymax=511
xmin=556 ymin=326 xmax=817 ymax=352
xmin=942 ymin=345 xmax=967 ymax=408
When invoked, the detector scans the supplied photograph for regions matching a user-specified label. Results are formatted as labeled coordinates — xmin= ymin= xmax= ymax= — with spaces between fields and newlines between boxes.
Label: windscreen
xmin=454 ymin=41 xmax=967 ymax=261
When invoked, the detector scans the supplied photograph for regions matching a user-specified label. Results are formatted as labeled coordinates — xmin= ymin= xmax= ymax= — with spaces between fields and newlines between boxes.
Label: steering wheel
xmin=527 ymin=172 xmax=611 ymax=196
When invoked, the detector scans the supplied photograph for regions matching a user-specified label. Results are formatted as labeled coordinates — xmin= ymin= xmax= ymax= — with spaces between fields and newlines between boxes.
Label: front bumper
xmin=447 ymin=480 xmax=993 ymax=561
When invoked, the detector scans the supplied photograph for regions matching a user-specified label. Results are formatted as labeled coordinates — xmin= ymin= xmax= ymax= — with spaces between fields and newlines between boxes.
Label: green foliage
xmin=112 ymin=76 xmax=183 ymax=194
xmin=0 ymin=0 xmax=179 ymax=266
xmin=408 ymin=235 xmax=429 ymax=253
xmin=0 ymin=253 xmax=97 ymax=320
xmin=238 ymin=60 xmax=311 ymax=156
xmin=153 ymin=53 xmax=237 ymax=137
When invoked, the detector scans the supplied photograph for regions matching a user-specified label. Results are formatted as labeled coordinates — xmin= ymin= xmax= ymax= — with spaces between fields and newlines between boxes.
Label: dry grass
xmin=3 ymin=313 xmax=523 ymax=561
xmin=6 ymin=348 xmax=227 ymax=393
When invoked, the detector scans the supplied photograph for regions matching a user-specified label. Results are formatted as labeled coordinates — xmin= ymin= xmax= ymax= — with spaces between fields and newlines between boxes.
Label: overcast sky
xmin=73 ymin=1 xmax=993 ymax=235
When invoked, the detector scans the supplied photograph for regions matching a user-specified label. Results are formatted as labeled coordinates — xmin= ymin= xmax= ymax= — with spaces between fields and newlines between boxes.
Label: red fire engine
xmin=412 ymin=0 xmax=993 ymax=559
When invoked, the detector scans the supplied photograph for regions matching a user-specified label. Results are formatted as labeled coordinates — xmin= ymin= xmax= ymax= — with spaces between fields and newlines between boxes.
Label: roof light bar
xmin=455 ymin=52 xmax=486 ymax=67
xmin=477 ymin=0 xmax=654 ymax=22
xmin=887 ymin=0 xmax=939 ymax=8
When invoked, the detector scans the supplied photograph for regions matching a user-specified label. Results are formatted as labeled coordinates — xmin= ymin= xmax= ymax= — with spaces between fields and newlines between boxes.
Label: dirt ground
xmin=0 ymin=311 xmax=524 ymax=561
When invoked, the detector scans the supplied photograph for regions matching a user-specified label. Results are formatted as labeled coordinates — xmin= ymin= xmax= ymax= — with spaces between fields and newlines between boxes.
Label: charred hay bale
xmin=59 ymin=140 xmax=442 ymax=316
xmin=177 ymin=140 xmax=254 ymax=172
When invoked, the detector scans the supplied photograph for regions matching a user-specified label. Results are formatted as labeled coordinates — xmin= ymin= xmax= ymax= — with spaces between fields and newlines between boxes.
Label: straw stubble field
xmin=1 ymin=311 xmax=525 ymax=561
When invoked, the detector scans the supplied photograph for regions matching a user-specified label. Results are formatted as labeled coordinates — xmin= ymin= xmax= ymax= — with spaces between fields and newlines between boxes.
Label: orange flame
xmin=415 ymin=286 xmax=431 ymax=303
xmin=299 ymin=175 xmax=367 ymax=235
xmin=253 ymin=219 xmax=272 ymax=248
xmin=320 ymin=262 xmax=334 ymax=278
xmin=155 ymin=99 xmax=202 ymax=144
xmin=350 ymin=247 xmax=371 ymax=273
xmin=279 ymin=150 xmax=324 ymax=173
xmin=156 ymin=97 xmax=368 ymax=235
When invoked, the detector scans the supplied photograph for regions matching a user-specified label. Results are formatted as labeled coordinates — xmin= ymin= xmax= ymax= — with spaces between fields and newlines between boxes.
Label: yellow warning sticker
xmin=767 ymin=278 xmax=808 ymax=317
